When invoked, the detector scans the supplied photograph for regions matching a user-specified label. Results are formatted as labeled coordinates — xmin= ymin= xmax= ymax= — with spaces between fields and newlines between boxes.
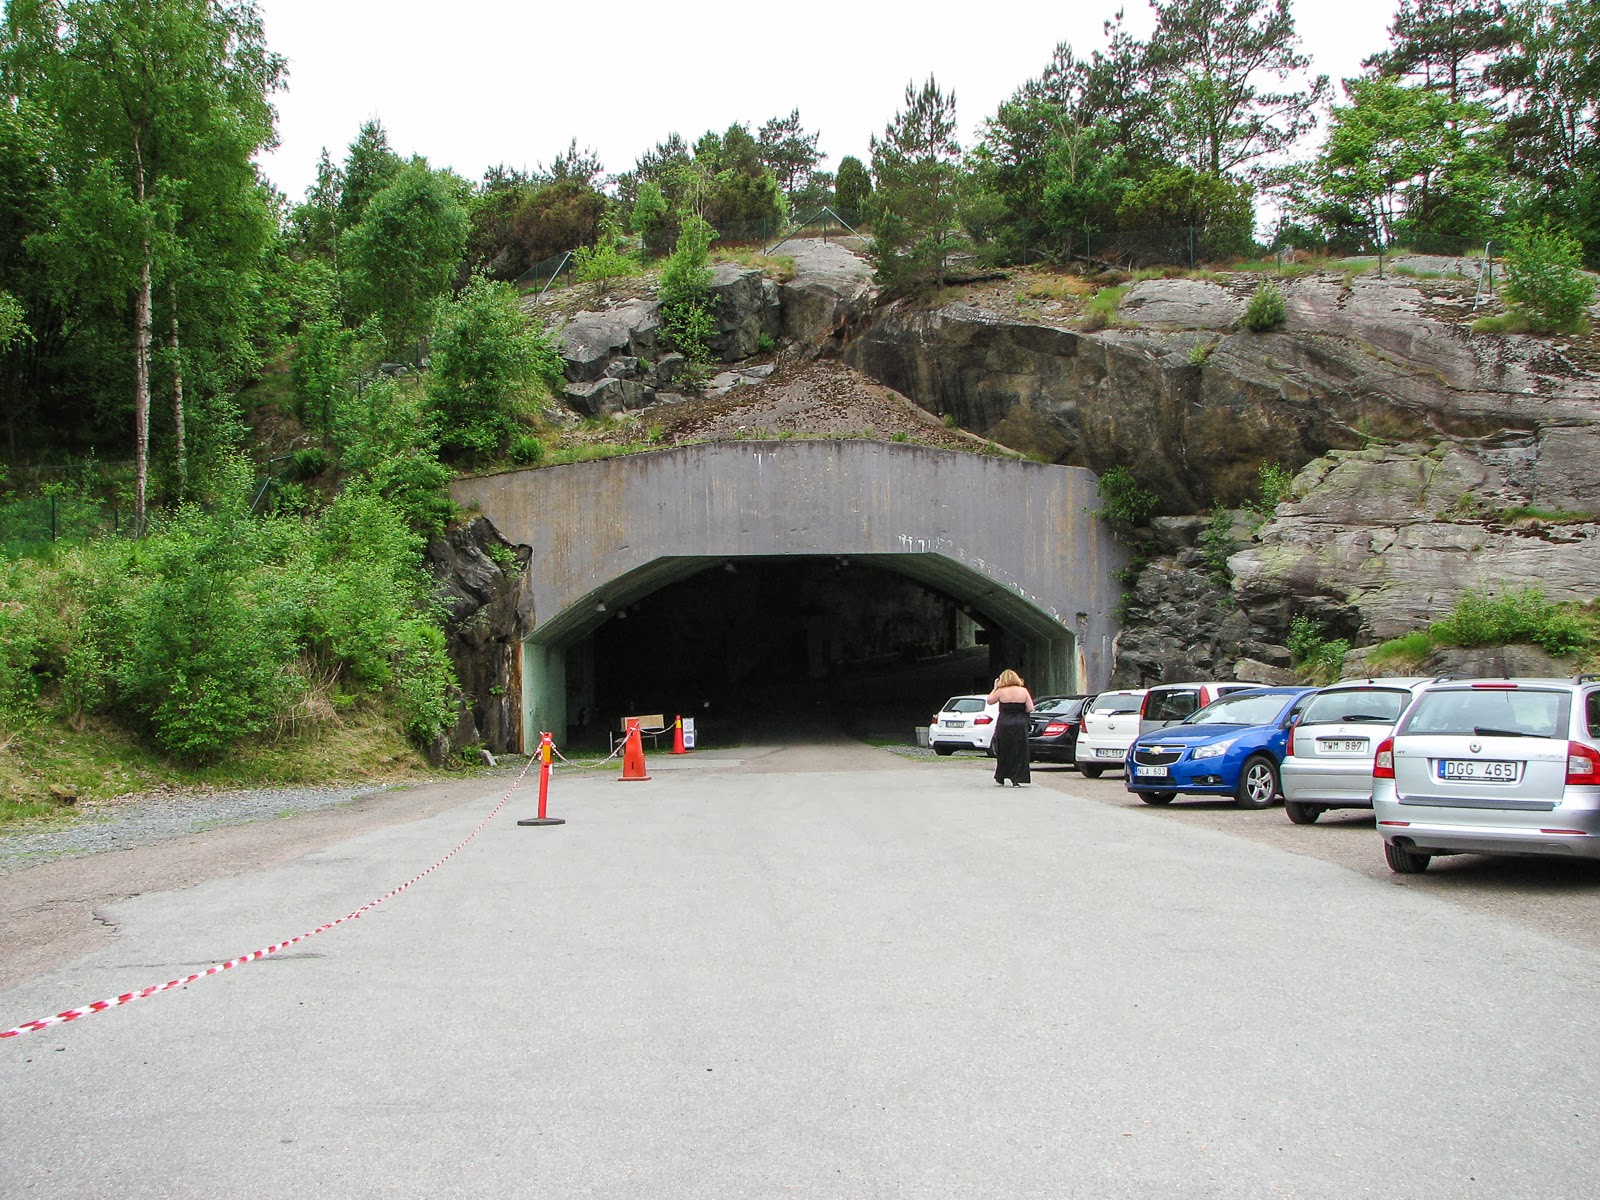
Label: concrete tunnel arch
xmin=449 ymin=441 xmax=1127 ymax=749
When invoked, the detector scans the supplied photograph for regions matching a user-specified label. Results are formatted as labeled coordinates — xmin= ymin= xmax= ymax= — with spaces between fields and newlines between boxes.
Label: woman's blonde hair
xmin=995 ymin=669 xmax=1025 ymax=689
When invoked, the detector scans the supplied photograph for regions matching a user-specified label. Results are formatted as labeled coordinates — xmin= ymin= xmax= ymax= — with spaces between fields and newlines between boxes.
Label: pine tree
xmin=869 ymin=76 xmax=962 ymax=287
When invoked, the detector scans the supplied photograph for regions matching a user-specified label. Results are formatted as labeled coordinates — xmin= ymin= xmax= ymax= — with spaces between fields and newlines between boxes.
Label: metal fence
xmin=0 ymin=494 xmax=129 ymax=552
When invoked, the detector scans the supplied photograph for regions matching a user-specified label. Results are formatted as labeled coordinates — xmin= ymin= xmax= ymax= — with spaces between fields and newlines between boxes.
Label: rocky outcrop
xmin=426 ymin=517 xmax=532 ymax=757
xmin=1230 ymin=440 xmax=1600 ymax=643
xmin=841 ymin=274 xmax=1600 ymax=512
xmin=707 ymin=264 xmax=782 ymax=361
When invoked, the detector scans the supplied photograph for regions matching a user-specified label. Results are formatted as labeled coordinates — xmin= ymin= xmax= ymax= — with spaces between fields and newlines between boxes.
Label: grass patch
xmin=1 ymin=706 xmax=436 ymax=826
xmin=1500 ymin=505 xmax=1597 ymax=524
xmin=1472 ymin=311 xmax=1589 ymax=337
xmin=1364 ymin=590 xmax=1598 ymax=675
xmin=1366 ymin=630 xmax=1436 ymax=674
xmin=1018 ymin=273 xmax=1094 ymax=303
xmin=1081 ymin=285 xmax=1127 ymax=330
xmin=711 ymin=248 xmax=796 ymax=282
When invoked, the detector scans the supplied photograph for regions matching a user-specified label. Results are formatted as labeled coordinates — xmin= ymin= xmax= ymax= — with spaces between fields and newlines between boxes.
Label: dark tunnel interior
xmin=566 ymin=558 xmax=1030 ymax=747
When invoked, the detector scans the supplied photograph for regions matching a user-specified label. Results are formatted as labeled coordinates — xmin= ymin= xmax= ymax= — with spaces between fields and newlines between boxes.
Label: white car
xmin=1074 ymin=688 xmax=1148 ymax=777
xmin=929 ymin=694 xmax=998 ymax=756
xmin=1280 ymin=677 xmax=1430 ymax=824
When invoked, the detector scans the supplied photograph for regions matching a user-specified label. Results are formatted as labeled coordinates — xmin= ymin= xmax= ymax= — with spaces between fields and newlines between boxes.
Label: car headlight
xmin=1192 ymin=738 xmax=1237 ymax=760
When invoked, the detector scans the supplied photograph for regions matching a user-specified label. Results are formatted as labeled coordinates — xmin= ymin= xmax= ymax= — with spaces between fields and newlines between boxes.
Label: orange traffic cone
xmin=672 ymin=714 xmax=687 ymax=755
xmin=620 ymin=718 xmax=651 ymax=781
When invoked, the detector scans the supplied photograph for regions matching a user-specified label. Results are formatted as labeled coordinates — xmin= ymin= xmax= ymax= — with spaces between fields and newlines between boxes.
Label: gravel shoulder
xmin=0 ymin=774 xmax=521 ymax=991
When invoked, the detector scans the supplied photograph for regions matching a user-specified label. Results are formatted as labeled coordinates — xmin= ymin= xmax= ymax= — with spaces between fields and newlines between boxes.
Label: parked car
xmin=1139 ymin=681 xmax=1257 ymax=735
xmin=929 ymin=694 xmax=998 ymax=756
xmin=1373 ymin=677 xmax=1600 ymax=873
xmin=1027 ymin=694 xmax=1091 ymax=764
xmin=1074 ymin=689 xmax=1148 ymax=777
xmin=1280 ymin=678 xmax=1431 ymax=824
xmin=1126 ymin=687 xmax=1317 ymax=807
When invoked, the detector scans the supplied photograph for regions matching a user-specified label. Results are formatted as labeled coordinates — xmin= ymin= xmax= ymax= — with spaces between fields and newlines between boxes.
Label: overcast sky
xmin=254 ymin=0 xmax=1404 ymax=204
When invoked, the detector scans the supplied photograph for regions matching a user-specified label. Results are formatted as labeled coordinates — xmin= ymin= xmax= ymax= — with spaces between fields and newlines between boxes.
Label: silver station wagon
xmin=1280 ymin=678 xmax=1430 ymax=824
xmin=1372 ymin=677 xmax=1600 ymax=873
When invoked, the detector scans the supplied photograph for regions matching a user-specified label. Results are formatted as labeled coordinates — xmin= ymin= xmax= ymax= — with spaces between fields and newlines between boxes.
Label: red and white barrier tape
xmin=1 ymin=756 xmax=536 ymax=1041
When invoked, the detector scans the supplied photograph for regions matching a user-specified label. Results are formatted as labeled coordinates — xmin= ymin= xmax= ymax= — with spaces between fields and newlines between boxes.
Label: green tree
xmin=758 ymin=108 xmax=823 ymax=201
xmin=632 ymin=179 xmax=673 ymax=257
xmin=1116 ymin=166 xmax=1255 ymax=252
xmin=2 ymin=0 xmax=284 ymax=532
xmin=870 ymin=76 xmax=963 ymax=286
xmin=341 ymin=160 xmax=469 ymax=355
xmin=1302 ymin=77 xmax=1503 ymax=247
xmin=338 ymin=119 xmax=401 ymax=233
xmin=834 ymin=155 xmax=872 ymax=215
xmin=1365 ymin=0 xmax=1511 ymax=104
xmin=1146 ymin=0 xmax=1331 ymax=177
xmin=427 ymin=276 xmax=562 ymax=460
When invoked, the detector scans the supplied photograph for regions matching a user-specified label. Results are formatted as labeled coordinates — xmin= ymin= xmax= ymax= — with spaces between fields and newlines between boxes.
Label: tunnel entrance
xmin=527 ymin=554 xmax=1081 ymax=749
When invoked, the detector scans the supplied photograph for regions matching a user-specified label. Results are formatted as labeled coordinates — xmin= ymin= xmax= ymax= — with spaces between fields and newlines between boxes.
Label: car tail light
xmin=974 ymin=716 xmax=993 ymax=726
xmin=1286 ymin=721 xmax=1297 ymax=757
xmin=1140 ymin=692 xmax=1152 ymax=717
xmin=1471 ymin=682 xmax=1517 ymax=689
xmin=1044 ymin=721 xmax=1070 ymax=735
xmin=1566 ymin=741 xmax=1600 ymax=785
xmin=1373 ymin=737 xmax=1395 ymax=779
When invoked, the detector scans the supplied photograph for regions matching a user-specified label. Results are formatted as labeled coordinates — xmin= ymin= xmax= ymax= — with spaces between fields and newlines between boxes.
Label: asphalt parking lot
xmin=1024 ymin=761 xmax=1600 ymax=952
xmin=3 ymin=743 xmax=1598 ymax=1198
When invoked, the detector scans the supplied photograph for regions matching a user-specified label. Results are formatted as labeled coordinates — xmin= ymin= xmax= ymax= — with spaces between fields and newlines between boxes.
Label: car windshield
xmin=1091 ymin=693 xmax=1143 ymax=714
xmin=1035 ymin=697 xmax=1083 ymax=715
xmin=1402 ymin=688 xmax=1569 ymax=738
xmin=944 ymin=697 xmax=986 ymax=713
xmin=1182 ymin=691 xmax=1290 ymax=727
xmin=1298 ymin=687 xmax=1413 ymax=726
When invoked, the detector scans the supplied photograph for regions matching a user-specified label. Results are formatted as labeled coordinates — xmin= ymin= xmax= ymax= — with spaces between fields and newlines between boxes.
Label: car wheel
xmin=1234 ymin=755 xmax=1280 ymax=809
xmin=1080 ymin=765 xmax=1105 ymax=779
xmin=1136 ymin=791 xmax=1174 ymax=805
xmin=1384 ymin=839 xmax=1431 ymax=874
xmin=934 ymin=746 xmax=954 ymax=757
xmin=1285 ymin=801 xmax=1324 ymax=825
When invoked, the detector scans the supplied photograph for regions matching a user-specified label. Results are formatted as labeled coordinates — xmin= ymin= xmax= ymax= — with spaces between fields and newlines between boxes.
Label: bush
xmin=1096 ymin=465 xmax=1159 ymax=526
xmin=658 ymin=215 xmax=717 ymax=365
xmin=1250 ymin=461 xmax=1294 ymax=519
xmin=290 ymin=446 xmax=330 ymax=480
xmin=572 ymin=231 xmax=638 ymax=297
xmin=1500 ymin=220 xmax=1596 ymax=335
xmin=1199 ymin=502 xmax=1234 ymax=579
xmin=1430 ymin=587 xmax=1586 ymax=655
xmin=1288 ymin=615 xmax=1349 ymax=685
xmin=509 ymin=435 xmax=546 ymax=465
xmin=1243 ymin=279 xmax=1287 ymax=331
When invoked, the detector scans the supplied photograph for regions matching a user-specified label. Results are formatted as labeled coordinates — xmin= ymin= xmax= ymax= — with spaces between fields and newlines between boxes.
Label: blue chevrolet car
xmin=1124 ymin=686 xmax=1317 ymax=808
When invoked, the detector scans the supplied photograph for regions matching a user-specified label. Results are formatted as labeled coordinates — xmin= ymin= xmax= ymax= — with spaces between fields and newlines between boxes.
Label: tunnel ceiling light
xmin=724 ymin=562 xmax=737 ymax=573
xmin=594 ymin=602 xmax=606 ymax=613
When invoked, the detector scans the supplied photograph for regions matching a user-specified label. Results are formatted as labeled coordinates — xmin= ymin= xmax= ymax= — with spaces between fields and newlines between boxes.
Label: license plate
xmin=942 ymin=720 xmax=963 ymax=728
xmin=1097 ymin=748 xmax=1125 ymax=759
xmin=1439 ymin=759 xmax=1520 ymax=781
xmin=1134 ymin=764 xmax=1169 ymax=778
xmin=1319 ymin=738 xmax=1369 ymax=753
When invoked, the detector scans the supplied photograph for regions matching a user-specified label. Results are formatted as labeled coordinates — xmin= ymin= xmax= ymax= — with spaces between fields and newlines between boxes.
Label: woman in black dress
xmin=987 ymin=669 xmax=1036 ymax=786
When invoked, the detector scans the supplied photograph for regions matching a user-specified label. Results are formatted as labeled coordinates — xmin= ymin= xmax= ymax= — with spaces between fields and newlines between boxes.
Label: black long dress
xmin=992 ymin=701 xmax=1032 ymax=785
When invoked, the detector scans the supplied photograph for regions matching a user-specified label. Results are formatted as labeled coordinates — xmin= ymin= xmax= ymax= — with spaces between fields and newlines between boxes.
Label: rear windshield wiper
xmin=1339 ymin=714 xmax=1390 ymax=723
xmin=1472 ymin=726 xmax=1530 ymax=738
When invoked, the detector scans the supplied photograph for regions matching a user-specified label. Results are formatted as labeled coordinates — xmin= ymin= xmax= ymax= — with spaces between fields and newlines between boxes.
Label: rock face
xmin=841 ymin=274 xmax=1600 ymax=512
xmin=1231 ymin=441 xmax=1600 ymax=643
xmin=426 ymin=517 xmax=532 ymax=757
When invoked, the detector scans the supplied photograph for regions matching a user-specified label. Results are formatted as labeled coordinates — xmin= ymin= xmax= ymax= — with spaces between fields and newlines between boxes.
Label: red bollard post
xmin=518 ymin=732 xmax=565 ymax=826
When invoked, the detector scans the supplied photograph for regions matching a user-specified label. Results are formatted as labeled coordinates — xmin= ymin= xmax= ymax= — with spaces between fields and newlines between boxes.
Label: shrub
xmin=1430 ymin=587 xmax=1586 ymax=655
xmin=1251 ymin=461 xmax=1294 ymax=518
xmin=1243 ymin=279 xmax=1287 ymax=331
xmin=290 ymin=446 xmax=330 ymax=480
xmin=1199 ymin=502 xmax=1234 ymax=579
xmin=1096 ymin=466 xmax=1159 ymax=526
xmin=1500 ymin=220 xmax=1597 ymax=335
xmin=1187 ymin=340 xmax=1214 ymax=366
xmin=658 ymin=215 xmax=717 ymax=365
xmin=1288 ymin=615 xmax=1350 ymax=685
xmin=509 ymin=435 xmax=546 ymax=465
xmin=572 ymin=231 xmax=637 ymax=297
